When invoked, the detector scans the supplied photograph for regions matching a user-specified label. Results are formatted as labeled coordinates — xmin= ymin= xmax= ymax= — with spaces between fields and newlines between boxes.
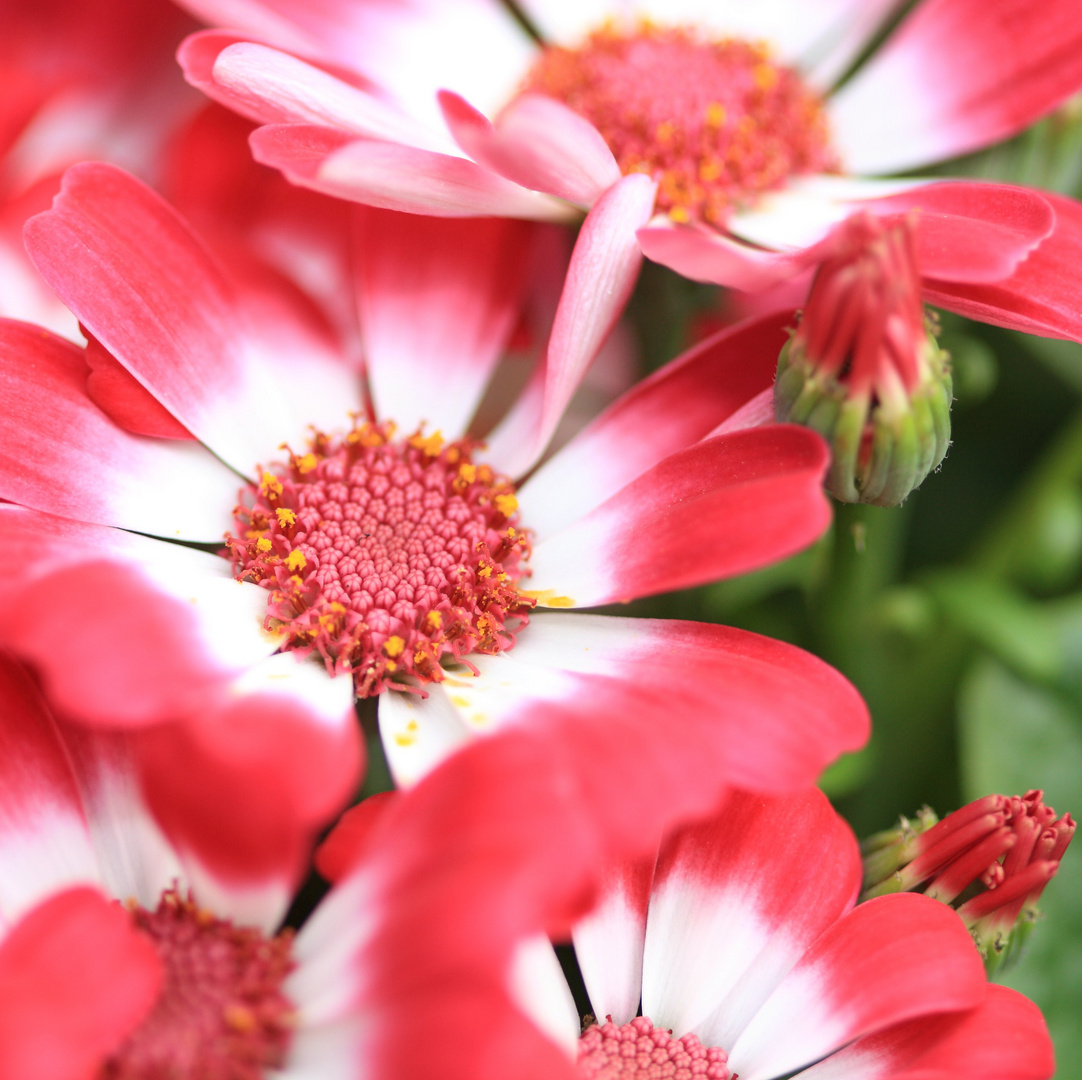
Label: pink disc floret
xmin=520 ymin=22 xmax=836 ymax=225
xmin=228 ymin=420 xmax=534 ymax=696
xmin=577 ymin=1016 xmax=730 ymax=1080
xmin=101 ymin=887 xmax=295 ymax=1080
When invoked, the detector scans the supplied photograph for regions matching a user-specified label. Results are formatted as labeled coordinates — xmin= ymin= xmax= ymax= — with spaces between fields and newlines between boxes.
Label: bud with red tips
xmin=861 ymin=791 xmax=1074 ymax=973
xmin=774 ymin=212 xmax=952 ymax=506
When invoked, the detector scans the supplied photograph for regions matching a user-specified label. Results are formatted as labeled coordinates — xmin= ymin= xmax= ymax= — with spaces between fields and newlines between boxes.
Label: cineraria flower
xmin=863 ymin=791 xmax=1076 ymax=973
xmin=1 ymin=161 xmax=868 ymax=866
xmin=498 ymin=788 xmax=1057 ymax=1080
xmin=0 ymin=648 xmax=625 ymax=1080
xmin=177 ymin=0 xmax=1082 ymax=340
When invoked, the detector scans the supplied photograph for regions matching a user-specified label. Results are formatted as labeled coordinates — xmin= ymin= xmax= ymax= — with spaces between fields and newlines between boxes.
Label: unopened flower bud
xmin=774 ymin=213 xmax=952 ymax=506
xmin=861 ymin=791 xmax=1074 ymax=973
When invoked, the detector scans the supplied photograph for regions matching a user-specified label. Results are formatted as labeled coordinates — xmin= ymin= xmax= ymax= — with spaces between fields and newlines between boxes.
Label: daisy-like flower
xmin=1 ymin=160 xmax=868 ymax=871
xmin=0 ymin=646 xmax=646 ymax=1080
xmin=491 ymin=788 xmax=1057 ymax=1080
xmin=177 ymin=0 xmax=1082 ymax=340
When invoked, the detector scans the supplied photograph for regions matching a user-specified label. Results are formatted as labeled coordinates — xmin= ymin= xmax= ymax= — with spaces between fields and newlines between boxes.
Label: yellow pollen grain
xmin=458 ymin=462 xmax=478 ymax=484
xmin=425 ymin=610 xmax=443 ymax=630
xmin=753 ymin=62 xmax=778 ymax=91
xmin=256 ymin=537 xmax=273 ymax=554
xmin=655 ymin=119 xmax=676 ymax=144
xmin=410 ymin=430 xmax=444 ymax=456
xmin=521 ymin=588 xmax=575 ymax=608
xmin=286 ymin=549 xmax=307 ymax=571
xmin=275 ymin=507 xmax=296 ymax=527
xmin=495 ymin=493 xmax=518 ymax=516
xmin=384 ymin=635 xmax=406 ymax=659
xmin=477 ymin=564 xmax=492 ymax=579
xmin=260 ymin=472 xmax=283 ymax=498
xmin=224 ymin=1005 xmax=257 ymax=1033
xmin=669 ymin=205 xmax=691 ymax=224
xmin=296 ymin=453 xmax=319 ymax=474
xmin=705 ymin=102 xmax=727 ymax=128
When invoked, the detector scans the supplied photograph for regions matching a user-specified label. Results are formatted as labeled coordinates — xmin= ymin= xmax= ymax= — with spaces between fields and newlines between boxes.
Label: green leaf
xmin=958 ymin=658 xmax=1082 ymax=1075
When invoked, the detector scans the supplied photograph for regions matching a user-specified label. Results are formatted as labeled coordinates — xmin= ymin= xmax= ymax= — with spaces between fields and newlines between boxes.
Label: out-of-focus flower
xmin=862 ymin=791 xmax=1075 ymax=974
xmin=0 ymin=160 xmax=868 ymax=881
xmin=0 ymin=0 xmax=201 ymax=338
xmin=176 ymin=0 xmax=1082 ymax=341
xmin=497 ymin=789 xmax=1056 ymax=1080
xmin=775 ymin=212 xmax=953 ymax=505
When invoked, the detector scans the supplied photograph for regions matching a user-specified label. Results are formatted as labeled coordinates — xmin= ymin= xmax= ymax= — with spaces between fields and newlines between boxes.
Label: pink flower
xmin=178 ymin=0 xmax=1082 ymax=340
xmin=1 ymin=160 xmax=868 ymax=876
xmin=498 ymin=788 xmax=1057 ymax=1080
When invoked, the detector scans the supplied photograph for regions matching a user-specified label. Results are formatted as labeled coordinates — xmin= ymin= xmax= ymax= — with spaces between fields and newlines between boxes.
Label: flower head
xmin=862 ymin=790 xmax=1075 ymax=973
xmin=774 ymin=212 xmax=952 ymax=505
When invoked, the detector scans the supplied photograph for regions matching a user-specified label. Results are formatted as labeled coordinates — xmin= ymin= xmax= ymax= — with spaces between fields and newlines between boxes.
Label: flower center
xmin=520 ymin=22 xmax=836 ymax=225
xmin=577 ymin=1017 xmax=730 ymax=1080
xmin=227 ymin=420 xmax=534 ymax=696
xmin=99 ymin=888 xmax=295 ymax=1080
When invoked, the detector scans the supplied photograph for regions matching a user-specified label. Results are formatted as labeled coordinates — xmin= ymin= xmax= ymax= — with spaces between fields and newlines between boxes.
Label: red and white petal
xmin=252 ymin=125 xmax=572 ymax=219
xmin=518 ymin=312 xmax=790 ymax=540
xmin=0 ymin=886 xmax=161 ymax=1080
xmin=0 ymin=319 xmax=237 ymax=541
xmin=6 ymin=548 xmax=279 ymax=730
xmin=0 ymin=655 xmax=99 ymax=928
xmin=134 ymin=652 xmax=360 ymax=929
xmin=186 ymin=36 xmax=455 ymax=153
xmin=440 ymin=91 xmax=621 ymax=207
xmin=356 ymin=208 xmax=531 ymax=438
xmin=572 ymin=854 xmax=655 ymax=1026
xmin=384 ymin=613 xmax=868 ymax=815
xmin=854 ymin=181 xmax=1056 ymax=283
xmin=797 ymin=984 xmax=1054 ymax=1080
xmin=486 ymin=173 xmax=656 ymax=476
xmin=507 ymin=936 xmax=580 ymax=1056
xmin=56 ymin=726 xmax=185 ymax=913
xmin=181 ymin=0 xmax=537 ymax=125
xmin=829 ymin=0 xmax=1082 ymax=175
xmin=638 ymin=217 xmax=834 ymax=291
xmin=924 ymin=189 xmax=1082 ymax=341
xmin=24 ymin=162 xmax=309 ymax=473
xmin=641 ymin=790 xmax=860 ymax=1049
xmin=378 ymin=684 xmax=474 ymax=789
xmin=525 ymin=426 xmax=831 ymax=607
xmin=727 ymin=894 xmax=987 ymax=1080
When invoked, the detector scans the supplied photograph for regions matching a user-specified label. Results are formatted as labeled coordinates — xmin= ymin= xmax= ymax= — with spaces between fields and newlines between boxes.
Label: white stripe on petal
xmin=508 ymin=936 xmax=580 ymax=1056
xmin=378 ymin=682 xmax=474 ymax=788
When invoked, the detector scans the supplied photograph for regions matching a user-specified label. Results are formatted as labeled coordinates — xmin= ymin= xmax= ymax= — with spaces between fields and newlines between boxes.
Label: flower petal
xmin=440 ymin=90 xmax=621 ymax=207
xmin=5 ymin=545 xmax=278 ymax=729
xmin=518 ymin=312 xmax=791 ymax=540
xmin=24 ymin=162 xmax=308 ymax=474
xmin=134 ymin=652 xmax=361 ymax=926
xmin=183 ymin=36 xmax=453 ymax=152
xmin=0 ymin=887 xmax=161 ymax=1080
xmin=796 ymin=984 xmax=1054 ymax=1080
xmin=830 ymin=0 xmax=1082 ymax=174
xmin=355 ymin=208 xmax=531 ymax=438
xmin=573 ymin=854 xmax=655 ymax=1026
xmin=250 ymin=124 xmax=572 ymax=219
xmin=380 ymin=613 xmax=869 ymax=812
xmin=178 ymin=0 xmax=537 ymax=123
xmin=924 ymin=189 xmax=1082 ymax=341
xmin=641 ymin=789 xmax=860 ymax=1049
xmin=525 ymin=426 xmax=831 ymax=606
xmin=0 ymin=654 xmax=99 ymax=927
xmin=0 ymin=319 xmax=237 ymax=541
xmin=727 ymin=893 xmax=987 ymax=1080
xmin=486 ymin=173 xmax=657 ymax=475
